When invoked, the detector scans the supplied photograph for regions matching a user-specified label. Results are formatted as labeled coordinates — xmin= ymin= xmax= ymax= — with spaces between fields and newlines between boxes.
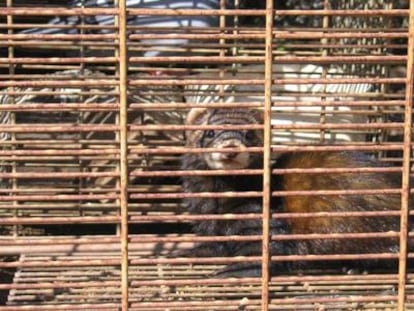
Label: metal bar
xmin=0 ymin=80 xmax=118 ymax=87
xmin=127 ymin=122 xmax=403 ymax=131
xmin=1 ymin=233 xmax=407 ymax=257
xmin=0 ymin=103 xmax=119 ymax=111
xmin=397 ymin=0 xmax=414 ymax=309
xmin=0 ymin=281 xmax=121 ymax=290
xmin=129 ymin=77 xmax=406 ymax=86
xmin=0 ymin=8 xmax=410 ymax=17
xmin=117 ymin=0 xmax=129 ymax=309
xmin=0 ymin=121 xmax=402 ymax=133
xmin=129 ymin=56 xmax=264 ymax=64
xmin=129 ymin=33 xmax=266 ymax=40
xmin=6 ymin=0 xmax=18 ymax=239
xmin=0 ymin=172 xmax=118 ymax=178
xmin=0 ymin=77 xmax=404 ymax=88
xmin=127 ymin=144 xmax=404 ymax=155
xmin=0 ymin=8 xmax=264 ymax=16
xmin=271 ymin=145 xmax=404 ymax=153
xmin=129 ymin=100 xmax=407 ymax=108
xmin=129 ymin=55 xmax=403 ymax=64
xmin=0 ymin=231 xmax=401 ymax=246
xmin=261 ymin=0 xmax=274 ymax=309
xmin=0 ymin=143 xmax=402 ymax=160
xmin=0 ymin=259 xmax=121 ymax=268
xmin=0 ymin=125 xmax=119 ymax=132
xmin=129 ymin=188 xmax=401 ymax=201
xmin=129 ymin=166 xmax=402 ymax=177
xmin=0 ymin=34 xmax=118 ymax=40
xmin=273 ymin=55 xmax=406 ymax=64
xmin=0 ymin=57 xmax=118 ymax=64
xmin=0 ymin=216 xmax=120 ymax=225
xmin=0 ymin=304 xmax=120 ymax=311
xmin=0 ymin=210 xmax=403 ymax=226
xmin=0 ymin=150 xmax=119 ymax=155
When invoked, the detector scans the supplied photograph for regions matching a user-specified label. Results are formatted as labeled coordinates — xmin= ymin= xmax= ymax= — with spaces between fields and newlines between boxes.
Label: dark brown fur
xmin=275 ymin=151 xmax=413 ymax=270
xmin=182 ymin=107 xmax=412 ymax=275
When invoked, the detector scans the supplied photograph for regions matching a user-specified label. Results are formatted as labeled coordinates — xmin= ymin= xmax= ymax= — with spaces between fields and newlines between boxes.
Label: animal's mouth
xmin=206 ymin=151 xmax=250 ymax=170
xmin=220 ymin=158 xmax=243 ymax=167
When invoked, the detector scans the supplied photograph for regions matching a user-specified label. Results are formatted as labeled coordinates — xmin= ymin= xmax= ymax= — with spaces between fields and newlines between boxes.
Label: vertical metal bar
xmin=114 ymin=0 xmax=121 ymax=239
xmin=261 ymin=0 xmax=273 ymax=310
xmin=7 ymin=0 xmax=18 ymax=238
xmin=78 ymin=0 xmax=86 ymax=218
xmin=218 ymin=0 xmax=226 ymax=101
xmin=118 ymin=0 xmax=129 ymax=310
xmin=397 ymin=1 xmax=414 ymax=310
xmin=319 ymin=0 xmax=330 ymax=143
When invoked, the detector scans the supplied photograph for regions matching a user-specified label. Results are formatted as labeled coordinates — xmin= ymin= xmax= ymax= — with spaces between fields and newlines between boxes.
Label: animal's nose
xmin=223 ymin=151 xmax=238 ymax=159
xmin=222 ymin=142 xmax=240 ymax=159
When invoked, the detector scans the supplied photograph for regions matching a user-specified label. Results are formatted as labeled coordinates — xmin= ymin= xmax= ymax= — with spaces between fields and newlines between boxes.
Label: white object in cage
xmin=185 ymin=64 xmax=373 ymax=144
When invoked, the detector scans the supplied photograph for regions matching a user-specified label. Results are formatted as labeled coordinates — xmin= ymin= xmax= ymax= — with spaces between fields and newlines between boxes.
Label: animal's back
xmin=275 ymin=151 xmax=403 ymax=260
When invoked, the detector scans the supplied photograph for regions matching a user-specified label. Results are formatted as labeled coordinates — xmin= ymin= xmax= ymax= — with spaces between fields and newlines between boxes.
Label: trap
xmin=0 ymin=0 xmax=413 ymax=310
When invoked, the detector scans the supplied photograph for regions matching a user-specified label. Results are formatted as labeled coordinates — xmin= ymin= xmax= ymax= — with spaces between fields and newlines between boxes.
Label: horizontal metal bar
xmin=129 ymin=56 xmax=265 ymax=64
xmin=0 ymin=216 xmax=119 ymax=225
xmin=0 ymin=232 xmax=402 ymax=255
xmin=130 ymin=189 xmax=401 ymax=200
xmin=275 ymin=55 xmax=406 ymax=64
xmin=272 ymin=188 xmax=402 ymax=196
xmin=0 ymin=34 xmax=118 ymax=40
xmin=0 ymin=79 xmax=118 ymax=88
xmin=0 ymin=172 xmax=118 ymax=179
xmin=130 ymin=124 xmax=263 ymax=131
xmin=0 ymin=103 xmax=119 ymax=111
xmin=0 ymin=304 xmax=120 ymax=311
xmin=0 ymin=281 xmax=120 ymax=290
xmin=0 ymin=8 xmax=408 ymax=17
xmin=0 ymin=210 xmax=403 ymax=224
xmin=0 ymin=57 xmax=118 ymax=64
xmin=0 ymin=149 xmax=119 ymax=156
xmin=0 ymin=8 xmax=265 ymax=16
xmin=0 ymin=259 xmax=120 ymax=268
xmin=0 ymin=124 xmax=119 ymax=132
xmin=272 ymin=144 xmax=403 ymax=152
xmin=129 ymin=100 xmax=406 ymax=109
xmin=274 ymin=31 xmax=409 ymax=39
xmin=130 ymin=167 xmax=401 ymax=178
xmin=129 ymin=33 xmax=266 ymax=40
xmin=128 ymin=77 xmax=406 ymax=86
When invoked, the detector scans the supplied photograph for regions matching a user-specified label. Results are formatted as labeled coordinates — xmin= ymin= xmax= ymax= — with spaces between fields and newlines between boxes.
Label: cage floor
xmin=3 ymin=242 xmax=414 ymax=311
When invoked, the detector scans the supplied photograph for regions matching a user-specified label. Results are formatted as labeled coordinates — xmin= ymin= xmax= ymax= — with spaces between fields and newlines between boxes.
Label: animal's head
xmin=185 ymin=108 xmax=263 ymax=170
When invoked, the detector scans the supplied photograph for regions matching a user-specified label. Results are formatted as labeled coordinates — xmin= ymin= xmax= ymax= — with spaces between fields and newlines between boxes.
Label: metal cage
xmin=0 ymin=0 xmax=413 ymax=310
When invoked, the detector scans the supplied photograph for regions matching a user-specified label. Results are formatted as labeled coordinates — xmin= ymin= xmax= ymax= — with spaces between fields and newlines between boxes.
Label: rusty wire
xmin=0 ymin=0 xmax=413 ymax=310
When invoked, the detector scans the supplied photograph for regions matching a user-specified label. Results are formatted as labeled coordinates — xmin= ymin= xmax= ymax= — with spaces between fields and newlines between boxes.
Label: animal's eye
xmin=204 ymin=130 xmax=215 ymax=139
xmin=245 ymin=130 xmax=255 ymax=140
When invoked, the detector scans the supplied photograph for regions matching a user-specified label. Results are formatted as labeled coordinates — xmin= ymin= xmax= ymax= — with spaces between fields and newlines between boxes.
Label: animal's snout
xmin=221 ymin=141 xmax=244 ymax=160
xmin=206 ymin=139 xmax=250 ymax=170
xmin=223 ymin=151 xmax=238 ymax=160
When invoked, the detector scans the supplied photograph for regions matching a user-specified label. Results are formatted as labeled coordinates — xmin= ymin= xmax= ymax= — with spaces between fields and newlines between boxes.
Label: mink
xmin=181 ymin=108 xmax=294 ymax=277
xmin=182 ymin=107 xmax=412 ymax=276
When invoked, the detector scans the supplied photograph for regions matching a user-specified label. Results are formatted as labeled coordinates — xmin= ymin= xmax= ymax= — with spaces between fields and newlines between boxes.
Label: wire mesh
xmin=0 ymin=0 xmax=413 ymax=310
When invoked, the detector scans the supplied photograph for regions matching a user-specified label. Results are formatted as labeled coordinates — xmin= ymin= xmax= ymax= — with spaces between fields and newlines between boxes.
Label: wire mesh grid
xmin=0 ymin=0 xmax=413 ymax=310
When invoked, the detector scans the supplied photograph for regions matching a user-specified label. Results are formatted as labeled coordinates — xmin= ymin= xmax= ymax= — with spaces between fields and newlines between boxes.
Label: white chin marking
xmin=205 ymin=152 xmax=250 ymax=170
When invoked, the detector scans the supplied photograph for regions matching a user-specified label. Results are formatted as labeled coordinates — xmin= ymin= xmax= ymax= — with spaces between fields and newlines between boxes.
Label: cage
xmin=0 ymin=0 xmax=413 ymax=310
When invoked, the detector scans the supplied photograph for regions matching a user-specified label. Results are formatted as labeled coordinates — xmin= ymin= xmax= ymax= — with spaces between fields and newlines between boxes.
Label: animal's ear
xmin=251 ymin=109 xmax=264 ymax=124
xmin=186 ymin=108 xmax=209 ymax=125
